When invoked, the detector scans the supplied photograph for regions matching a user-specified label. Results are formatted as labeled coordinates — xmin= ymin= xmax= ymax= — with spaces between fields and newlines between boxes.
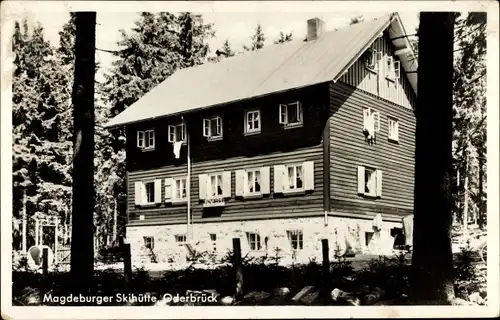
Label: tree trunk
xmin=463 ymin=156 xmax=469 ymax=230
xmin=410 ymin=12 xmax=456 ymax=304
xmin=22 ymin=189 xmax=27 ymax=252
xmin=70 ymin=12 xmax=96 ymax=294
xmin=477 ymin=152 xmax=485 ymax=228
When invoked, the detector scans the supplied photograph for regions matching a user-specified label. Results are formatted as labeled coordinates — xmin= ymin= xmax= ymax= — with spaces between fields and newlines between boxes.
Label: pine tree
xmin=176 ymin=12 xmax=215 ymax=68
xmin=243 ymin=23 xmax=266 ymax=51
xmin=274 ymin=31 xmax=293 ymax=44
xmin=12 ymin=20 xmax=74 ymax=249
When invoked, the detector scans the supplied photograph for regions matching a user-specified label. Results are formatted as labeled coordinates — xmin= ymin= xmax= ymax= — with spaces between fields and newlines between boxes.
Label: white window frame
xmin=137 ymin=129 xmax=155 ymax=150
xmin=144 ymin=181 xmax=156 ymax=204
xmin=358 ymin=166 xmax=383 ymax=198
xmin=246 ymin=232 xmax=262 ymax=251
xmin=279 ymin=101 xmax=303 ymax=127
xmin=143 ymin=236 xmax=154 ymax=249
xmin=363 ymin=108 xmax=380 ymax=134
xmin=284 ymin=164 xmax=304 ymax=191
xmin=245 ymin=169 xmax=262 ymax=195
xmin=172 ymin=177 xmax=187 ymax=201
xmin=287 ymin=230 xmax=304 ymax=250
xmin=203 ymin=116 xmax=223 ymax=140
xmin=384 ymin=55 xmax=400 ymax=81
xmin=245 ymin=109 xmax=261 ymax=134
xmin=168 ymin=123 xmax=186 ymax=143
xmin=174 ymin=234 xmax=187 ymax=246
xmin=207 ymin=173 xmax=224 ymax=199
xmin=388 ymin=117 xmax=399 ymax=142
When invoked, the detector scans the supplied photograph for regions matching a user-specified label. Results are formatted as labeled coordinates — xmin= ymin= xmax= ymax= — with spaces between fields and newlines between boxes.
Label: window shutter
xmin=386 ymin=56 xmax=394 ymax=77
xmin=134 ymin=182 xmax=142 ymax=206
xmin=273 ymin=165 xmax=285 ymax=193
xmin=303 ymin=161 xmax=315 ymax=191
xmin=279 ymin=104 xmax=287 ymax=124
xmin=137 ymin=131 xmax=144 ymax=148
xmin=373 ymin=112 xmax=380 ymax=132
xmin=260 ymin=166 xmax=270 ymax=195
xmin=198 ymin=174 xmax=208 ymax=200
xmin=154 ymin=179 xmax=162 ymax=203
xmin=203 ymin=119 xmax=210 ymax=137
xmin=357 ymin=166 xmax=365 ymax=195
xmin=140 ymin=182 xmax=147 ymax=204
xmin=370 ymin=49 xmax=377 ymax=68
xmin=394 ymin=61 xmax=400 ymax=79
xmin=164 ymin=178 xmax=173 ymax=202
xmin=240 ymin=233 xmax=250 ymax=254
xmin=168 ymin=125 xmax=175 ymax=142
xmin=222 ymin=171 xmax=231 ymax=198
xmin=395 ymin=121 xmax=399 ymax=139
xmin=376 ymin=170 xmax=383 ymax=197
xmin=235 ymin=170 xmax=245 ymax=197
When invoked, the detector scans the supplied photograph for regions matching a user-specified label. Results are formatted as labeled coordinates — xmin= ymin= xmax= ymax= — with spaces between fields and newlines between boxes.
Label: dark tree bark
xmin=70 ymin=12 xmax=96 ymax=294
xmin=410 ymin=12 xmax=456 ymax=304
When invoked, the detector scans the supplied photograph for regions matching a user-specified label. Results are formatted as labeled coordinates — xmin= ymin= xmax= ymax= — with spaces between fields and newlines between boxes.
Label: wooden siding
xmin=127 ymin=147 xmax=324 ymax=226
xmin=125 ymin=84 xmax=331 ymax=226
xmin=339 ymin=32 xmax=417 ymax=110
xmin=328 ymin=81 xmax=416 ymax=218
xmin=125 ymin=84 xmax=329 ymax=172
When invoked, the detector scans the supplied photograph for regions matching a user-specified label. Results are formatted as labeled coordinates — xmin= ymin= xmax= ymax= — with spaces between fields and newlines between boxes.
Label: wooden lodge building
xmin=106 ymin=13 xmax=417 ymax=264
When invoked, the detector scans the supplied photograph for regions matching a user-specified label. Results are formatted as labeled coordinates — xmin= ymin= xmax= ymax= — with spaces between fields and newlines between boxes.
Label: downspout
xmin=183 ymin=116 xmax=192 ymax=243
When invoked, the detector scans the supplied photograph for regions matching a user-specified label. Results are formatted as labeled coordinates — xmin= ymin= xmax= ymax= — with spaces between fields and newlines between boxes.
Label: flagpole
xmin=184 ymin=116 xmax=191 ymax=243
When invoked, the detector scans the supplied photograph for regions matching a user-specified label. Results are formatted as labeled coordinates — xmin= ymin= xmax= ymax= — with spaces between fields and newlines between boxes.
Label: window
xmin=203 ymin=116 xmax=223 ymax=140
xmin=137 ymin=129 xmax=155 ymax=150
xmin=173 ymin=178 xmax=187 ymax=200
xmin=273 ymin=161 xmax=314 ymax=194
xmin=143 ymin=236 xmax=154 ymax=249
xmin=357 ymin=166 xmax=383 ymax=198
xmin=246 ymin=169 xmax=261 ymax=194
xmin=363 ymin=108 xmax=380 ymax=137
xmin=287 ymin=230 xmax=304 ymax=250
xmin=246 ymin=232 xmax=262 ymax=251
xmin=145 ymin=182 xmax=155 ymax=203
xmin=388 ymin=118 xmax=399 ymax=141
xmin=279 ymin=101 xmax=303 ymax=127
xmin=135 ymin=180 xmax=161 ymax=206
xmin=245 ymin=109 xmax=261 ymax=134
xmin=209 ymin=233 xmax=217 ymax=251
xmin=208 ymin=173 xmax=224 ymax=198
xmin=175 ymin=234 xmax=187 ymax=246
xmin=286 ymin=164 xmax=303 ymax=190
xmin=168 ymin=123 xmax=186 ymax=143
xmin=364 ymin=48 xmax=383 ymax=71
xmin=384 ymin=56 xmax=400 ymax=80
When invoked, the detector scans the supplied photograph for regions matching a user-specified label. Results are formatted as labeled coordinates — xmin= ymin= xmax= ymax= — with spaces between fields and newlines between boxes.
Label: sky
xmin=4 ymin=1 xmax=421 ymax=82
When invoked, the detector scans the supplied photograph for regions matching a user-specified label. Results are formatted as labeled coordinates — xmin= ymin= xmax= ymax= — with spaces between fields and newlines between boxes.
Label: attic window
xmin=279 ymin=101 xmax=303 ymax=128
xmin=384 ymin=56 xmax=400 ymax=81
xmin=168 ymin=123 xmax=186 ymax=143
xmin=365 ymin=48 xmax=382 ymax=72
xmin=137 ymin=129 xmax=155 ymax=150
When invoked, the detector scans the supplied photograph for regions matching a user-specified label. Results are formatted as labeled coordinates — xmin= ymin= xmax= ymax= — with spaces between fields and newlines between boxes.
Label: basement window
xmin=175 ymin=234 xmax=187 ymax=246
xmin=143 ymin=236 xmax=154 ymax=249
xmin=246 ymin=232 xmax=262 ymax=251
xmin=287 ymin=230 xmax=304 ymax=250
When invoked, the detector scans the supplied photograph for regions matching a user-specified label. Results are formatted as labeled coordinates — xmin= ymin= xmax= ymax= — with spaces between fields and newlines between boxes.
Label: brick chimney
xmin=307 ymin=18 xmax=326 ymax=41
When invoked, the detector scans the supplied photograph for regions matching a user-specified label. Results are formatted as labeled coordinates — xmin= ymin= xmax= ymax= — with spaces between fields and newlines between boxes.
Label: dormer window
xmin=203 ymin=116 xmax=223 ymax=140
xmin=168 ymin=123 xmax=186 ymax=143
xmin=137 ymin=129 xmax=155 ymax=150
xmin=279 ymin=101 xmax=303 ymax=127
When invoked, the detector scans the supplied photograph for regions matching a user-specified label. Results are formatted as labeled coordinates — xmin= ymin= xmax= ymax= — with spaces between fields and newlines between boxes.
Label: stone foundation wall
xmin=126 ymin=216 xmax=402 ymax=265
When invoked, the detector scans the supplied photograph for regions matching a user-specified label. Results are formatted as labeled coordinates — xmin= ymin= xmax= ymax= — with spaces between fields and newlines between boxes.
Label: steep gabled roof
xmin=106 ymin=13 xmax=417 ymax=128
